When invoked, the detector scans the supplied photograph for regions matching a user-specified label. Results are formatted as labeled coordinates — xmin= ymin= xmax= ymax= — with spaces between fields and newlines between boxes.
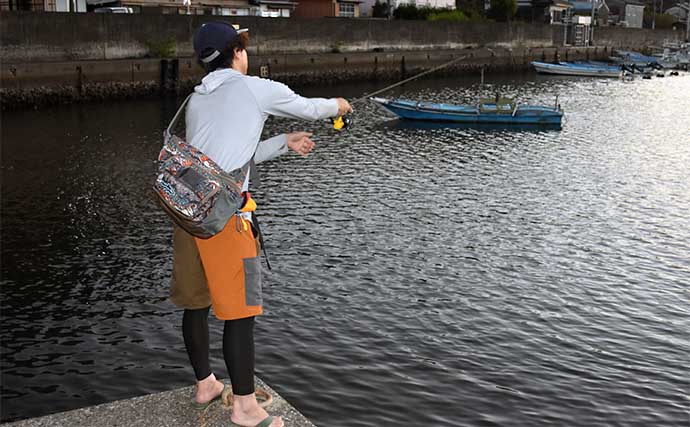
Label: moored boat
xmin=610 ymin=50 xmax=660 ymax=67
xmin=653 ymin=42 xmax=690 ymax=70
xmin=531 ymin=61 xmax=622 ymax=78
xmin=371 ymin=97 xmax=563 ymax=125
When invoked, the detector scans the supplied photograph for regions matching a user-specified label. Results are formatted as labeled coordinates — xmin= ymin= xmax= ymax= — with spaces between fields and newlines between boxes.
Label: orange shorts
xmin=170 ymin=216 xmax=263 ymax=320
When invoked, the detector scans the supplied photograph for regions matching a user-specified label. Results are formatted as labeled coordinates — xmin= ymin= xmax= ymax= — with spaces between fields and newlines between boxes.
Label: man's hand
xmin=287 ymin=132 xmax=316 ymax=157
xmin=336 ymin=98 xmax=353 ymax=117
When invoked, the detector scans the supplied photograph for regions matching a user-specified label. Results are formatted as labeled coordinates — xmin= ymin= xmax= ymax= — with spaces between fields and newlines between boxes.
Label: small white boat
xmin=532 ymin=61 xmax=622 ymax=78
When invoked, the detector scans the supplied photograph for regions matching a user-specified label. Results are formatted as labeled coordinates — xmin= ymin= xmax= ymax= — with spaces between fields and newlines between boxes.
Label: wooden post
xmin=160 ymin=59 xmax=180 ymax=94
xmin=76 ymin=65 xmax=83 ymax=96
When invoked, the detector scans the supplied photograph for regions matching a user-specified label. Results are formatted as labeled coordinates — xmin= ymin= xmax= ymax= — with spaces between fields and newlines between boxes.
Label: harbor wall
xmin=593 ymin=26 xmax=680 ymax=49
xmin=0 ymin=46 xmax=611 ymax=109
xmin=1 ymin=13 xmax=560 ymax=62
xmin=1 ymin=13 xmax=682 ymax=63
xmin=0 ymin=12 xmax=685 ymax=109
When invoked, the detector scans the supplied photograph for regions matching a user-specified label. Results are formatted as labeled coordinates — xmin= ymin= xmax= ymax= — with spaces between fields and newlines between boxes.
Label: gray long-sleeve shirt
xmin=186 ymin=68 xmax=339 ymax=179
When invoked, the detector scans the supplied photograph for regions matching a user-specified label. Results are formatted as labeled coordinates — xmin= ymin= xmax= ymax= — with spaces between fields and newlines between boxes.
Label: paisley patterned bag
xmin=153 ymin=95 xmax=249 ymax=239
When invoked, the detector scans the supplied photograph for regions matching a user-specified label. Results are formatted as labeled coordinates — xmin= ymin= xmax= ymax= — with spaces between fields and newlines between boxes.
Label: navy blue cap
xmin=193 ymin=21 xmax=248 ymax=64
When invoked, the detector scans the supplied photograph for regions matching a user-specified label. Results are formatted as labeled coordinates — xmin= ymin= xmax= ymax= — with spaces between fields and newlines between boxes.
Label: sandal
xmin=229 ymin=416 xmax=276 ymax=427
xmin=191 ymin=383 xmax=225 ymax=410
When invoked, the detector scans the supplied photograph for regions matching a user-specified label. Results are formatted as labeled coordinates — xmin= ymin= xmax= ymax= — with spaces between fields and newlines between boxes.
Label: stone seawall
xmin=1 ymin=13 xmax=560 ymax=62
xmin=0 ymin=12 xmax=685 ymax=109
xmin=0 ymin=46 xmax=611 ymax=110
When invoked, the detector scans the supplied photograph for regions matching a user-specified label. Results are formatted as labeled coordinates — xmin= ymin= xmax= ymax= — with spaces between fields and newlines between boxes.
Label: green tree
xmin=372 ymin=0 xmax=389 ymax=18
xmin=456 ymin=0 xmax=486 ymax=18
xmin=393 ymin=4 xmax=433 ymax=19
xmin=488 ymin=0 xmax=517 ymax=21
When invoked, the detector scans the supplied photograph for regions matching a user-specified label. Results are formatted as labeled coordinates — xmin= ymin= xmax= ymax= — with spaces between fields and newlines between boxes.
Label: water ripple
xmin=2 ymin=74 xmax=689 ymax=426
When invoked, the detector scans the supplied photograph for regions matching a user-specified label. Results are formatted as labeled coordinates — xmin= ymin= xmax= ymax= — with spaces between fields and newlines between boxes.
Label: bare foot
xmin=195 ymin=373 xmax=225 ymax=404
xmin=231 ymin=393 xmax=283 ymax=427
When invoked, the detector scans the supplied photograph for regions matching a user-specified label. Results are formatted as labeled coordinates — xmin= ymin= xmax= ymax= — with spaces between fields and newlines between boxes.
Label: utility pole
xmin=590 ymin=0 xmax=596 ymax=45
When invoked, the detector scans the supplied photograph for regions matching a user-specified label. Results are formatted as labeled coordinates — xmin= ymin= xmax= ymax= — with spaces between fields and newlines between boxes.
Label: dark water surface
xmin=2 ymin=72 xmax=689 ymax=426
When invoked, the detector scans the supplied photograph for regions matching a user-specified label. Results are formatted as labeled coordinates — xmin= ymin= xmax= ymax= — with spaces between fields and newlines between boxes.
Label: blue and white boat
xmin=531 ymin=61 xmax=622 ymax=78
xmin=610 ymin=50 xmax=659 ymax=65
xmin=371 ymin=97 xmax=563 ymax=125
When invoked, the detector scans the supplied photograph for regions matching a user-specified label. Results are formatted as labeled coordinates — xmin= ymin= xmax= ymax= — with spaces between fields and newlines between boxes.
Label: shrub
xmin=428 ymin=9 xmax=470 ymax=22
xmin=643 ymin=10 xmax=675 ymax=29
xmin=145 ymin=37 xmax=177 ymax=58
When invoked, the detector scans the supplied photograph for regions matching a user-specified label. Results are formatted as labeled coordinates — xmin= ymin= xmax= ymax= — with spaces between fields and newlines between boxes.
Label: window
xmin=339 ymin=2 xmax=354 ymax=17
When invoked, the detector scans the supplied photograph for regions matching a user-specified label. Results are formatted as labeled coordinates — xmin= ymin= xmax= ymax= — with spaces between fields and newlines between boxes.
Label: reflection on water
xmin=1 ymin=73 xmax=689 ymax=426
xmin=375 ymin=118 xmax=564 ymax=133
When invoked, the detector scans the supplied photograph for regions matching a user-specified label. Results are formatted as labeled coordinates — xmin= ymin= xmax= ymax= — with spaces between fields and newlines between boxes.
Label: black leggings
xmin=182 ymin=307 xmax=255 ymax=396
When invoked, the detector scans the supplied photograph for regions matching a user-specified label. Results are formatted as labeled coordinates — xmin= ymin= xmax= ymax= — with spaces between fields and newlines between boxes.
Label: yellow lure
xmin=332 ymin=116 xmax=347 ymax=131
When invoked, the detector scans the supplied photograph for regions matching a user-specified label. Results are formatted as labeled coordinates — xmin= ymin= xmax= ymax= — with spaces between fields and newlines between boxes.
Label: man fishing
xmin=169 ymin=21 xmax=352 ymax=427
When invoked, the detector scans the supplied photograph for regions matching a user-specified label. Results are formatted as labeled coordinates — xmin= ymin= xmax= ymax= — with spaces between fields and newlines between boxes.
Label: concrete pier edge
xmin=2 ymin=377 xmax=316 ymax=427
xmin=0 ymin=46 xmax=610 ymax=110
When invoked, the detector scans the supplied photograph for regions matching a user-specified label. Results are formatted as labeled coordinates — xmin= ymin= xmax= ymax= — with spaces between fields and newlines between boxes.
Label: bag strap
xmin=165 ymin=93 xmax=193 ymax=139
xmin=165 ymin=93 xmax=259 ymax=185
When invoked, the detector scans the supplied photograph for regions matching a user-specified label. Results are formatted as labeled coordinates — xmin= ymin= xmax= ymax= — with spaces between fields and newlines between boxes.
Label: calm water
xmin=1 ymin=72 xmax=689 ymax=426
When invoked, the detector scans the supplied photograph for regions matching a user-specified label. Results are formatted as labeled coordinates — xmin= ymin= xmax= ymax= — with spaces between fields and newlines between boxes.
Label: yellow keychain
xmin=239 ymin=197 xmax=257 ymax=213
xmin=331 ymin=116 xmax=351 ymax=131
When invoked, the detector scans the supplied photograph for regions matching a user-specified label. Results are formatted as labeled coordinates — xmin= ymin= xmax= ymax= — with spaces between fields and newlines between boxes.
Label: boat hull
xmin=532 ymin=61 xmax=621 ymax=78
xmin=373 ymin=98 xmax=563 ymax=125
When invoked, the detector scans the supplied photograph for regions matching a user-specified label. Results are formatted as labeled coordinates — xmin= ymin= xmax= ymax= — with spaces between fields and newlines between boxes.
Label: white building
xmin=57 ymin=0 xmax=86 ymax=11
xmin=360 ymin=0 xmax=455 ymax=17
xmin=383 ymin=0 xmax=455 ymax=9
xmin=358 ymin=0 xmax=377 ymax=15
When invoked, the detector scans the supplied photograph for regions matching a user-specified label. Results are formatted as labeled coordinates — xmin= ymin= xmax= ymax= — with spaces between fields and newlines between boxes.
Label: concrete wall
xmin=0 ymin=12 xmax=195 ymax=62
xmin=0 ymin=45 xmax=612 ymax=109
xmin=0 ymin=11 xmax=684 ymax=109
xmin=594 ymin=26 xmax=681 ymax=48
xmin=0 ymin=12 xmax=558 ymax=63
xmin=2 ymin=12 xmax=684 ymax=64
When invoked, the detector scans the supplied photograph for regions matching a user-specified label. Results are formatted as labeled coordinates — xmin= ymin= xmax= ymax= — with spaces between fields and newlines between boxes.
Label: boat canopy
xmin=478 ymin=97 xmax=516 ymax=114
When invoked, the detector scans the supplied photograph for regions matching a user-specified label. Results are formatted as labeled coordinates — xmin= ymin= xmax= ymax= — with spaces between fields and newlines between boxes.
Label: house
xmin=665 ymin=5 xmax=687 ymax=23
xmin=547 ymin=0 xmax=573 ymax=23
xmin=516 ymin=0 xmax=572 ymax=24
xmin=0 ymin=0 xmax=297 ymax=14
xmin=293 ymin=0 xmax=362 ymax=17
xmin=570 ymin=0 xmax=609 ymax=25
xmin=664 ymin=5 xmax=689 ymax=30
xmin=411 ymin=0 xmax=455 ymax=7
xmin=606 ymin=0 xmax=644 ymax=27
xmin=148 ymin=0 xmax=297 ymax=16
xmin=251 ymin=0 xmax=297 ymax=16
xmin=1 ymin=0 xmax=85 ymax=11
xmin=359 ymin=0 xmax=376 ymax=16
xmin=358 ymin=0 xmax=456 ymax=17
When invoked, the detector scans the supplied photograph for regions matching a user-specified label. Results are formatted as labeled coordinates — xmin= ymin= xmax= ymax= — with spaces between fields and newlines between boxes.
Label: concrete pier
xmin=3 ymin=378 xmax=316 ymax=427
